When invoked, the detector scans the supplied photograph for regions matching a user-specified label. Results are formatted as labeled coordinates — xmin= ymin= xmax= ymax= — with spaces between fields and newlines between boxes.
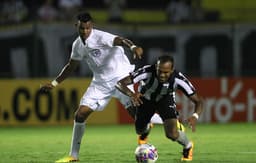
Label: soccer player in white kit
xmin=40 ymin=12 xmax=143 ymax=162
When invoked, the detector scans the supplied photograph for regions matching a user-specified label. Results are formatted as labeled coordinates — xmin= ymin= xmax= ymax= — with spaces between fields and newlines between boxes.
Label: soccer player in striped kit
xmin=116 ymin=55 xmax=203 ymax=161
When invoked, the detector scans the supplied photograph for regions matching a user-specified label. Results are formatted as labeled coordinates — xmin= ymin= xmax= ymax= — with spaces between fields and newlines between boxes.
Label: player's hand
xmin=187 ymin=116 xmax=197 ymax=132
xmin=40 ymin=83 xmax=55 ymax=92
xmin=132 ymin=46 xmax=143 ymax=59
xmin=131 ymin=92 xmax=143 ymax=107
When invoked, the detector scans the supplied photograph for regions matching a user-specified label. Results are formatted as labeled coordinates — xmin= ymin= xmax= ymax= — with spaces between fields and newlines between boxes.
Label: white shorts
xmin=80 ymin=78 xmax=133 ymax=111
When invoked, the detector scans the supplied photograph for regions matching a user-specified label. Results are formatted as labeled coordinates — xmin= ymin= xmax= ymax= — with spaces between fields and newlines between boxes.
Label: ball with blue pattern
xmin=135 ymin=144 xmax=158 ymax=163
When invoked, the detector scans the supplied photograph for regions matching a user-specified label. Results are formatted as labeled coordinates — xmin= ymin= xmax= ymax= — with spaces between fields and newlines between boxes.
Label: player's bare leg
xmin=138 ymin=114 xmax=185 ymax=145
xmin=55 ymin=105 xmax=93 ymax=163
xmin=163 ymin=119 xmax=193 ymax=161
xmin=137 ymin=123 xmax=153 ymax=145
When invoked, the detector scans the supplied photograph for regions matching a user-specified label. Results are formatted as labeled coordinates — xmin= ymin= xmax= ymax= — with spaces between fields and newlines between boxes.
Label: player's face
xmin=156 ymin=61 xmax=174 ymax=83
xmin=76 ymin=20 xmax=93 ymax=41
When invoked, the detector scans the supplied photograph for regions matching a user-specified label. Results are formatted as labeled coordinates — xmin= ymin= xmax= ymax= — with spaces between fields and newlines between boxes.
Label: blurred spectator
xmin=104 ymin=0 xmax=126 ymax=23
xmin=166 ymin=0 xmax=191 ymax=24
xmin=0 ymin=0 xmax=28 ymax=24
xmin=58 ymin=0 xmax=83 ymax=21
xmin=38 ymin=0 xmax=59 ymax=22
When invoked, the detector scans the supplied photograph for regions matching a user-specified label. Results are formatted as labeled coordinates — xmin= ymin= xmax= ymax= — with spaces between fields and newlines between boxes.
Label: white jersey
xmin=71 ymin=29 xmax=135 ymax=81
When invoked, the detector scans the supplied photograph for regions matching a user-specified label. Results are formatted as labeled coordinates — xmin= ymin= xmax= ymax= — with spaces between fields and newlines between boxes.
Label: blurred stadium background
xmin=1 ymin=0 xmax=256 ymax=126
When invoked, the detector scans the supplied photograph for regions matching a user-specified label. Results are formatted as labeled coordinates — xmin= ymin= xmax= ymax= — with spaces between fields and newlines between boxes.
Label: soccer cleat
xmin=138 ymin=135 xmax=148 ymax=145
xmin=181 ymin=141 xmax=194 ymax=161
xmin=55 ymin=156 xmax=79 ymax=163
xmin=138 ymin=123 xmax=153 ymax=145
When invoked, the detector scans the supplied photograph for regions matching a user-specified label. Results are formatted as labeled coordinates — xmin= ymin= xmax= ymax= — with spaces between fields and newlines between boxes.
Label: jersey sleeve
xmin=70 ymin=39 xmax=82 ymax=60
xmin=98 ymin=30 xmax=116 ymax=47
xmin=130 ymin=65 xmax=152 ymax=83
xmin=175 ymin=72 xmax=196 ymax=97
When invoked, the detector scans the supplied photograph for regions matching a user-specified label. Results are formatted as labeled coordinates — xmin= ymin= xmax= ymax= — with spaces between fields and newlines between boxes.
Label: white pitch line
xmin=237 ymin=151 xmax=256 ymax=154
xmin=222 ymin=151 xmax=256 ymax=154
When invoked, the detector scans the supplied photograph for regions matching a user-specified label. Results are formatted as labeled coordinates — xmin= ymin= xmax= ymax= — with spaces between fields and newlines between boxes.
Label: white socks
xmin=69 ymin=121 xmax=85 ymax=159
xmin=176 ymin=130 xmax=190 ymax=148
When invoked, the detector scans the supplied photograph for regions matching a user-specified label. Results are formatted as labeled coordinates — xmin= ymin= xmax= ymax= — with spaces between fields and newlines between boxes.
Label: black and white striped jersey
xmin=130 ymin=65 xmax=196 ymax=102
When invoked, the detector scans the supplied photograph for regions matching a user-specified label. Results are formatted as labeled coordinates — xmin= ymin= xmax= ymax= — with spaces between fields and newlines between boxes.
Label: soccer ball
xmin=134 ymin=144 xmax=158 ymax=163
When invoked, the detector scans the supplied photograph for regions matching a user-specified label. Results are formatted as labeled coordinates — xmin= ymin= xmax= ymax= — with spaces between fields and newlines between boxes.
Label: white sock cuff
xmin=185 ymin=141 xmax=192 ymax=149
xmin=74 ymin=121 xmax=85 ymax=126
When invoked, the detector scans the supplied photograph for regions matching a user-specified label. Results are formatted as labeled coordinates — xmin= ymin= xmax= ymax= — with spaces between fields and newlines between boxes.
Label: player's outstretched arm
xmin=115 ymin=75 xmax=134 ymax=97
xmin=116 ymin=76 xmax=143 ymax=107
xmin=187 ymin=94 xmax=203 ymax=132
xmin=40 ymin=59 xmax=79 ymax=92
xmin=113 ymin=36 xmax=143 ymax=59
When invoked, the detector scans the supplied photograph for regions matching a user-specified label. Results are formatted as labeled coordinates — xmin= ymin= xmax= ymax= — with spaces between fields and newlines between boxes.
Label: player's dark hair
xmin=76 ymin=12 xmax=92 ymax=22
xmin=157 ymin=55 xmax=174 ymax=64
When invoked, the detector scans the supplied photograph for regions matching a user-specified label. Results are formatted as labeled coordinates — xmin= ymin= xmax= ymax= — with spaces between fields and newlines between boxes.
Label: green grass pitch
xmin=1 ymin=123 xmax=256 ymax=163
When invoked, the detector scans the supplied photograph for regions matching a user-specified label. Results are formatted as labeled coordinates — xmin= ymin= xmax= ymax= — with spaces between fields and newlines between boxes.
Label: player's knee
xmin=75 ymin=110 xmax=85 ymax=122
xmin=75 ymin=113 xmax=85 ymax=123
xmin=165 ymin=131 xmax=179 ymax=141
xmin=75 ymin=106 xmax=93 ymax=123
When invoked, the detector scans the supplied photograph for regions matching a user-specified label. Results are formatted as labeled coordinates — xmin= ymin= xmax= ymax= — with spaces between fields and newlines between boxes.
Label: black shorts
xmin=135 ymin=95 xmax=179 ymax=130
